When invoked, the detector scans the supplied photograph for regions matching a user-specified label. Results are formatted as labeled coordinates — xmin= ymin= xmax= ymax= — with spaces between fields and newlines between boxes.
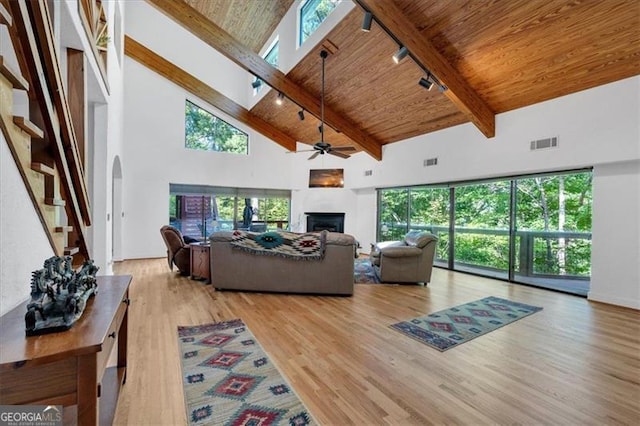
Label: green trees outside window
xmin=299 ymin=0 xmax=339 ymax=46
xmin=169 ymin=191 xmax=290 ymax=241
xmin=377 ymin=170 xmax=592 ymax=295
xmin=185 ymin=101 xmax=248 ymax=154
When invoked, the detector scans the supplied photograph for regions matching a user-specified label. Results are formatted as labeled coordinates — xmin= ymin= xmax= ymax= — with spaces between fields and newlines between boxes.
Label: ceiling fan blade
xmin=308 ymin=151 xmax=321 ymax=160
xmin=331 ymin=146 xmax=357 ymax=152
xmin=287 ymin=148 xmax=315 ymax=153
xmin=328 ymin=150 xmax=350 ymax=159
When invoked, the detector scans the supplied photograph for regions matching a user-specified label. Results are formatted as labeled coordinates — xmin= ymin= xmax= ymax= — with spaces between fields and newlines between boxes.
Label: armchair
xmin=370 ymin=231 xmax=438 ymax=284
xmin=160 ymin=225 xmax=191 ymax=275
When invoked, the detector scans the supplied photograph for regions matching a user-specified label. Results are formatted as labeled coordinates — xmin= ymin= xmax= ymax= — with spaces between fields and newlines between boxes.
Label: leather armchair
xmin=370 ymin=231 xmax=438 ymax=284
xmin=160 ymin=225 xmax=191 ymax=275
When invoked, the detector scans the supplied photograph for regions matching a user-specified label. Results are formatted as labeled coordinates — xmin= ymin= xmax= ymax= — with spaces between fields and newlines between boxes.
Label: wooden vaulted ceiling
xmin=146 ymin=0 xmax=640 ymax=160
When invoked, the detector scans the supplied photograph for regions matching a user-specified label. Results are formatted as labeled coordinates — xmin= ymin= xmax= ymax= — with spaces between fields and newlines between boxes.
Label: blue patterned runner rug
xmin=178 ymin=319 xmax=314 ymax=425
xmin=391 ymin=296 xmax=542 ymax=351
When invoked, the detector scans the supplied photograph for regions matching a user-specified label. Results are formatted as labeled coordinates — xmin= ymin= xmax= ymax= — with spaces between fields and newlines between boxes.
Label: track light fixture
xmin=251 ymin=78 xmax=262 ymax=89
xmin=298 ymin=109 xmax=305 ymax=121
xmin=276 ymin=92 xmax=285 ymax=105
xmin=392 ymin=46 xmax=409 ymax=64
xmin=419 ymin=75 xmax=434 ymax=91
xmin=361 ymin=11 xmax=373 ymax=32
xmin=358 ymin=2 xmax=448 ymax=93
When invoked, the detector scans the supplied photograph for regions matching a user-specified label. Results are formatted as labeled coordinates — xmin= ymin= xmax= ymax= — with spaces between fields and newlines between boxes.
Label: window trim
xmin=298 ymin=0 xmax=339 ymax=47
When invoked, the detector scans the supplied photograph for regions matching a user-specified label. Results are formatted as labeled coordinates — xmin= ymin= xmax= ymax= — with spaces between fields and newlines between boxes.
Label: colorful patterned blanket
xmin=230 ymin=230 xmax=326 ymax=260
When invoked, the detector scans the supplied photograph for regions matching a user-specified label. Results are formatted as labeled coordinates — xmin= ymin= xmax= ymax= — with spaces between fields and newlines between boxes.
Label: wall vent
xmin=423 ymin=157 xmax=438 ymax=167
xmin=364 ymin=170 xmax=373 ymax=176
xmin=530 ymin=136 xmax=558 ymax=151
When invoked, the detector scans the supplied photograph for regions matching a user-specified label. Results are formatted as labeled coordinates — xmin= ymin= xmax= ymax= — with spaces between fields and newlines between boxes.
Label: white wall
xmin=0 ymin=135 xmax=55 ymax=315
xmin=122 ymin=58 xmax=293 ymax=259
xmin=126 ymin=1 xmax=248 ymax=108
xmin=590 ymin=160 xmax=640 ymax=309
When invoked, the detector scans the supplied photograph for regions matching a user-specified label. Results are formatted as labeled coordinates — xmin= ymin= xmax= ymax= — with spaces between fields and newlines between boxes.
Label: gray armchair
xmin=370 ymin=231 xmax=438 ymax=284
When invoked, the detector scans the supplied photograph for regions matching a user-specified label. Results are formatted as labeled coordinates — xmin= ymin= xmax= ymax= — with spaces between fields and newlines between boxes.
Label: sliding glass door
xmin=169 ymin=184 xmax=291 ymax=240
xmin=378 ymin=188 xmax=409 ymax=241
xmin=409 ymin=187 xmax=450 ymax=266
xmin=514 ymin=172 xmax=592 ymax=294
xmin=454 ymin=182 xmax=511 ymax=280
xmin=376 ymin=170 xmax=592 ymax=295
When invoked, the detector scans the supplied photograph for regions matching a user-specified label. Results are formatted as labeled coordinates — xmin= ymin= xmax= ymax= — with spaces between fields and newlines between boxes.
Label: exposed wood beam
xmin=125 ymin=36 xmax=297 ymax=152
xmin=146 ymin=0 xmax=382 ymax=160
xmin=356 ymin=0 xmax=495 ymax=138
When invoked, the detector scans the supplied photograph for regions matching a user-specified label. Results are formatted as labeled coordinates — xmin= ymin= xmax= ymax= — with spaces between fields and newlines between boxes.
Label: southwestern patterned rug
xmin=178 ymin=319 xmax=314 ymax=426
xmin=391 ymin=296 xmax=542 ymax=351
xmin=354 ymin=258 xmax=382 ymax=284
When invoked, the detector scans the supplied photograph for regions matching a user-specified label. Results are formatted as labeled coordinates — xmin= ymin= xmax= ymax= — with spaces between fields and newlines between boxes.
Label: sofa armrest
xmin=381 ymin=246 xmax=422 ymax=258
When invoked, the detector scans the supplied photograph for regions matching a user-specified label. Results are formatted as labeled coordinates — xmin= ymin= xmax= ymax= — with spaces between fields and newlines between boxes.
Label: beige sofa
xmin=370 ymin=231 xmax=438 ymax=284
xmin=209 ymin=231 xmax=356 ymax=295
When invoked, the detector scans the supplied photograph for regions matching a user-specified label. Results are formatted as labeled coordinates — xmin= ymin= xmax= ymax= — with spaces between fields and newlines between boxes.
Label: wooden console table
xmin=190 ymin=242 xmax=211 ymax=283
xmin=0 ymin=275 xmax=132 ymax=425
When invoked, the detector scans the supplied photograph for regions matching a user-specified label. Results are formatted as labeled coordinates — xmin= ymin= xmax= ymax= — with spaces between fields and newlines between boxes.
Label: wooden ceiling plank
xmin=124 ymin=36 xmax=297 ymax=152
xmin=145 ymin=0 xmax=382 ymax=160
xmin=356 ymin=0 xmax=496 ymax=139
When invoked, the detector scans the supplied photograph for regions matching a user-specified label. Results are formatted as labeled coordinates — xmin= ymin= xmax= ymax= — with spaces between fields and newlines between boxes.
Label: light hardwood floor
xmin=112 ymin=258 xmax=639 ymax=425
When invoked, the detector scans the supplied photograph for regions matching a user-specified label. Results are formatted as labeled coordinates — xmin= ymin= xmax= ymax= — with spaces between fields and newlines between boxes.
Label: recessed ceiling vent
xmin=423 ymin=157 xmax=438 ymax=167
xmin=364 ymin=170 xmax=373 ymax=176
xmin=530 ymin=136 xmax=558 ymax=151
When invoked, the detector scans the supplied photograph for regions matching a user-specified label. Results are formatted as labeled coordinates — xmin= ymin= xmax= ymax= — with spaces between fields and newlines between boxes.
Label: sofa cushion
xmin=380 ymin=246 xmax=422 ymax=258
xmin=405 ymin=230 xmax=436 ymax=248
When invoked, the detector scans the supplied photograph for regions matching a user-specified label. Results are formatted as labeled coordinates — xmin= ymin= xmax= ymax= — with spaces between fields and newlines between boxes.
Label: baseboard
xmin=587 ymin=291 xmax=640 ymax=310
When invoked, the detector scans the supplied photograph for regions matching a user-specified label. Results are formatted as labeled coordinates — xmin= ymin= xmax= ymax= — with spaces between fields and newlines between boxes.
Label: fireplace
xmin=306 ymin=212 xmax=345 ymax=233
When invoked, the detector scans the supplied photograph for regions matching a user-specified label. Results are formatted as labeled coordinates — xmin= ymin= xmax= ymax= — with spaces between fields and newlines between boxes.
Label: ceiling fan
xmin=294 ymin=50 xmax=356 ymax=160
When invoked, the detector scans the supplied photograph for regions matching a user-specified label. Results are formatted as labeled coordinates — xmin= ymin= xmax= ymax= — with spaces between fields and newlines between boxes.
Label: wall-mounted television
xmin=309 ymin=169 xmax=344 ymax=188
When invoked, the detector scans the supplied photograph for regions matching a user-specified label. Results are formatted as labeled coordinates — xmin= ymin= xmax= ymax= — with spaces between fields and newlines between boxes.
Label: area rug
xmin=390 ymin=296 xmax=543 ymax=351
xmin=178 ymin=319 xmax=315 ymax=425
xmin=354 ymin=258 xmax=382 ymax=284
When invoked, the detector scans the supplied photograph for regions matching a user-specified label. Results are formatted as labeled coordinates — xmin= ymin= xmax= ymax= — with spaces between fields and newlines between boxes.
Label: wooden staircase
xmin=0 ymin=0 xmax=91 ymax=266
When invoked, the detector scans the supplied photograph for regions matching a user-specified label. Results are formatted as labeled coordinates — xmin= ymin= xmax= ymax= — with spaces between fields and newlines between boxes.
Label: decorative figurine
xmin=24 ymin=256 xmax=99 ymax=335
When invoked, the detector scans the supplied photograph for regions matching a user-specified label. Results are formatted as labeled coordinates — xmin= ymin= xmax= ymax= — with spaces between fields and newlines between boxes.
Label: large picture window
xmin=377 ymin=170 xmax=592 ymax=296
xmin=169 ymin=184 xmax=291 ymax=241
xmin=185 ymin=101 xmax=248 ymax=154
xmin=299 ymin=0 xmax=339 ymax=46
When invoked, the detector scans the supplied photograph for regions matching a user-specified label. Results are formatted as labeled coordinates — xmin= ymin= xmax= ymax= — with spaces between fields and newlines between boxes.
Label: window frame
xmin=298 ymin=0 xmax=340 ymax=47
xmin=376 ymin=168 xmax=593 ymax=296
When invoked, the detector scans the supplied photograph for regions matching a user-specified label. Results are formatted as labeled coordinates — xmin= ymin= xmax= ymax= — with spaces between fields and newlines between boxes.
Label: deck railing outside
xmin=379 ymin=223 xmax=592 ymax=282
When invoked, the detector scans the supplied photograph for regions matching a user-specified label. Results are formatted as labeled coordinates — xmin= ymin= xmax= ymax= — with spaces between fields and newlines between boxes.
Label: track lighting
xmin=298 ymin=109 xmax=305 ymax=121
xmin=251 ymin=78 xmax=262 ymax=89
xmin=392 ymin=46 xmax=408 ymax=64
xmin=276 ymin=92 xmax=285 ymax=105
xmin=361 ymin=11 xmax=372 ymax=32
xmin=419 ymin=75 xmax=434 ymax=91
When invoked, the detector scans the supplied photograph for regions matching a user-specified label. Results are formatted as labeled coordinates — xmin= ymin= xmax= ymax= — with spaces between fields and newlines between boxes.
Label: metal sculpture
xmin=25 ymin=256 xmax=99 ymax=335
